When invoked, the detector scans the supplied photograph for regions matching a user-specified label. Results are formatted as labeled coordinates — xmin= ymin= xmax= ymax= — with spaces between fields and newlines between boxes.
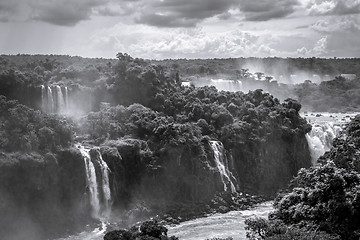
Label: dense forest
xmin=1 ymin=54 xmax=359 ymax=113
xmin=246 ymin=115 xmax=360 ymax=240
xmin=0 ymin=53 xmax=359 ymax=240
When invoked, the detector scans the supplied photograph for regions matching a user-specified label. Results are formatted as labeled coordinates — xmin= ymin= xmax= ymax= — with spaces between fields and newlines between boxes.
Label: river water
xmin=168 ymin=202 xmax=273 ymax=240
xmin=57 ymin=202 xmax=273 ymax=240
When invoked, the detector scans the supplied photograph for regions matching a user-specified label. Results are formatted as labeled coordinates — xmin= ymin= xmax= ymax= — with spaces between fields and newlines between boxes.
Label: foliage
xmin=252 ymin=115 xmax=360 ymax=240
xmin=245 ymin=217 xmax=340 ymax=240
xmin=103 ymin=220 xmax=178 ymax=240
xmin=294 ymin=77 xmax=360 ymax=112
xmin=0 ymin=95 xmax=73 ymax=152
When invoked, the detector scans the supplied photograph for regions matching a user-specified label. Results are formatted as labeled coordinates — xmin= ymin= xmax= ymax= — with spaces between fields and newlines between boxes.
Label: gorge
xmin=0 ymin=54 xmax=359 ymax=240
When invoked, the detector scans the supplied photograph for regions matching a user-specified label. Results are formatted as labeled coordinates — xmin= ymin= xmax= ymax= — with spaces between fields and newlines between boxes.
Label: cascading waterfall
xmin=210 ymin=79 xmax=242 ymax=92
xmin=47 ymin=86 xmax=54 ymax=113
xmin=97 ymin=150 xmax=112 ymax=217
xmin=76 ymin=144 xmax=112 ymax=219
xmin=64 ymin=86 xmax=69 ymax=109
xmin=306 ymin=121 xmax=343 ymax=164
xmin=41 ymin=85 xmax=46 ymax=111
xmin=56 ymin=85 xmax=66 ymax=114
xmin=210 ymin=141 xmax=237 ymax=193
xmin=41 ymin=85 xmax=69 ymax=114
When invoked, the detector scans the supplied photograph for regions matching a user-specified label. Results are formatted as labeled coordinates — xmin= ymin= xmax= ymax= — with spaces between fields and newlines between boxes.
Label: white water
xmin=78 ymin=144 xmax=101 ymax=218
xmin=168 ymin=202 xmax=273 ymax=240
xmin=210 ymin=141 xmax=237 ymax=193
xmin=41 ymin=85 xmax=69 ymax=114
xmin=57 ymin=202 xmax=273 ymax=240
xmin=97 ymin=150 xmax=112 ymax=217
xmin=47 ymin=86 xmax=54 ymax=113
xmin=41 ymin=85 xmax=46 ymax=111
xmin=56 ymin=222 xmax=108 ymax=240
xmin=56 ymin=85 xmax=66 ymax=114
xmin=76 ymin=144 xmax=112 ymax=219
xmin=210 ymin=79 xmax=243 ymax=92
xmin=302 ymin=112 xmax=358 ymax=164
xmin=65 ymin=86 xmax=69 ymax=109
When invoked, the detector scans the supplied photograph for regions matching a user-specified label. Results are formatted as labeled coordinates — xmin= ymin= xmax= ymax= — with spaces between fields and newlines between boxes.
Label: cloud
xmin=134 ymin=0 xmax=239 ymax=27
xmin=239 ymin=0 xmax=300 ymax=21
xmin=300 ymin=16 xmax=360 ymax=57
xmin=307 ymin=0 xmax=360 ymax=16
xmin=30 ymin=0 xmax=107 ymax=26
xmin=296 ymin=36 xmax=327 ymax=56
xmin=0 ymin=1 xmax=25 ymax=22
xmin=86 ymin=23 xmax=281 ymax=59
xmin=310 ymin=15 xmax=360 ymax=33
xmin=0 ymin=0 xmax=115 ymax=26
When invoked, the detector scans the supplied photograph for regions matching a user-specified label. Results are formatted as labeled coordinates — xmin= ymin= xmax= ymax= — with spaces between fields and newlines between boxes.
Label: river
xmin=57 ymin=202 xmax=273 ymax=240
xmin=168 ymin=202 xmax=273 ymax=240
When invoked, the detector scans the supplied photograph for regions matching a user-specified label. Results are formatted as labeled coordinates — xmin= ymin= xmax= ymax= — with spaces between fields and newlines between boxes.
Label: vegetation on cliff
xmin=0 ymin=95 xmax=73 ymax=152
xmin=0 ymin=53 xmax=319 ymax=239
xmin=246 ymin=115 xmax=360 ymax=240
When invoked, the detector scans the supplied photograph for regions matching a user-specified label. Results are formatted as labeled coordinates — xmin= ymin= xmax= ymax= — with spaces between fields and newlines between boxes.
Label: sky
xmin=0 ymin=0 xmax=359 ymax=59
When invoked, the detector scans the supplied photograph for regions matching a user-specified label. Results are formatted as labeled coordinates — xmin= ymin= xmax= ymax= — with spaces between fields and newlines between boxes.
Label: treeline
xmin=294 ymin=76 xmax=360 ymax=112
xmin=0 ymin=96 xmax=73 ymax=152
xmin=246 ymin=115 xmax=360 ymax=240
xmin=1 ymin=54 xmax=360 ymax=113
xmin=154 ymin=57 xmax=360 ymax=80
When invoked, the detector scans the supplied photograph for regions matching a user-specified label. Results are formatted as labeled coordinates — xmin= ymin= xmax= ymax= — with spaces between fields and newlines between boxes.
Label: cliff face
xmin=100 ymin=138 xmax=231 ymax=210
xmin=0 ymin=149 xmax=92 ymax=240
xmin=230 ymin=135 xmax=311 ymax=195
xmin=0 ymin=133 xmax=311 ymax=239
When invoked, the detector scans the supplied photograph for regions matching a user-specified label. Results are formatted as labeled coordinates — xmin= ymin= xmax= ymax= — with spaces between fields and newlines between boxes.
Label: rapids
xmin=167 ymin=202 xmax=273 ymax=240
xmin=302 ymin=112 xmax=358 ymax=164
xmin=56 ymin=202 xmax=273 ymax=240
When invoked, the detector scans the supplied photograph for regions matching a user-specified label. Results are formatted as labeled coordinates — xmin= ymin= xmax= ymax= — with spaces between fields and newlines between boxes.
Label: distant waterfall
xmin=210 ymin=141 xmax=237 ymax=193
xmin=210 ymin=79 xmax=242 ymax=92
xmin=41 ymin=85 xmax=46 ymax=111
xmin=306 ymin=122 xmax=342 ymax=164
xmin=64 ymin=86 xmax=69 ymax=109
xmin=41 ymin=85 xmax=69 ymax=114
xmin=56 ymin=86 xmax=66 ymax=114
xmin=77 ymin=144 xmax=112 ymax=219
xmin=47 ymin=86 xmax=54 ymax=113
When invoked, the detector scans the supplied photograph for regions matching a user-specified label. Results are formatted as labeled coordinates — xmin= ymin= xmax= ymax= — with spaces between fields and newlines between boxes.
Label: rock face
xmin=230 ymin=135 xmax=311 ymax=195
xmin=0 ymin=149 xmax=92 ymax=240
xmin=100 ymin=138 xmax=230 ymax=209
xmin=0 ymin=135 xmax=311 ymax=239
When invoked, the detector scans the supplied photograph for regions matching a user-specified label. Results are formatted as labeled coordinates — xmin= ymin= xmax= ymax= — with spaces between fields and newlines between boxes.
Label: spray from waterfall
xmin=210 ymin=141 xmax=237 ymax=193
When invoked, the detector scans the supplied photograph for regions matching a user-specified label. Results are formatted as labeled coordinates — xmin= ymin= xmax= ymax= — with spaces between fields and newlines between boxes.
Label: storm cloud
xmin=134 ymin=0 xmax=239 ymax=27
xmin=239 ymin=0 xmax=300 ymax=21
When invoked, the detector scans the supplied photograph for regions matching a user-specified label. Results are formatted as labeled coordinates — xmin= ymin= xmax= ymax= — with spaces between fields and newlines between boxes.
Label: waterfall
xmin=76 ymin=144 xmax=112 ymax=219
xmin=306 ymin=121 xmax=343 ymax=164
xmin=97 ymin=150 xmax=112 ymax=217
xmin=56 ymin=86 xmax=66 ymax=114
xmin=47 ymin=86 xmax=54 ymax=113
xmin=41 ymin=85 xmax=69 ymax=114
xmin=64 ymin=86 xmax=69 ymax=110
xmin=41 ymin=85 xmax=46 ymax=111
xmin=210 ymin=79 xmax=242 ymax=92
xmin=210 ymin=141 xmax=237 ymax=193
